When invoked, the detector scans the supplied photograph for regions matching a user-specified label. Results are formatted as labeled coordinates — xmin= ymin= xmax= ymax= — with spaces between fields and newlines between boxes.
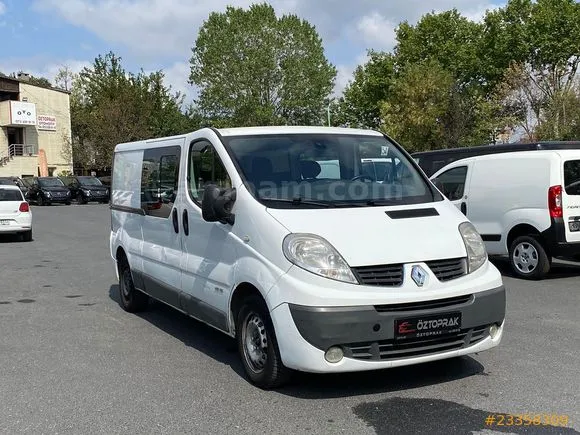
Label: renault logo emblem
xmin=411 ymin=265 xmax=427 ymax=287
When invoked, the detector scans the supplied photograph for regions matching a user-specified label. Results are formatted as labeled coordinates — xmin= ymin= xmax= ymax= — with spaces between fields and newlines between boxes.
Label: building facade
xmin=0 ymin=75 xmax=73 ymax=178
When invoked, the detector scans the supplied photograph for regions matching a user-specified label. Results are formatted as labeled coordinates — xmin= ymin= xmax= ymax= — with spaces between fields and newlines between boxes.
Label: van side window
xmin=188 ymin=141 xmax=232 ymax=204
xmin=433 ymin=166 xmax=467 ymax=201
xmin=141 ymin=145 xmax=181 ymax=218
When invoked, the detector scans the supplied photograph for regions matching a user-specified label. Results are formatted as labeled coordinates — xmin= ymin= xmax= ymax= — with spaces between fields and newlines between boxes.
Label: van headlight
xmin=459 ymin=222 xmax=487 ymax=273
xmin=282 ymin=234 xmax=358 ymax=284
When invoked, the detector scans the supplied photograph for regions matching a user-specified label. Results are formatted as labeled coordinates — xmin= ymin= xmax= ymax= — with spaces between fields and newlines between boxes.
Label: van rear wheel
xmin=236 ymin=295 xmax=290 ymax=389
xmin=118 ymin=260 xmax=149 ymax=312
xmin=509 ymin=235 xmax=550 ymax=280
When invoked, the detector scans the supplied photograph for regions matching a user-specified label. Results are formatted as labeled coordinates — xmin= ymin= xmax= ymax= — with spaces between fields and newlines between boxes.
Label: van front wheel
xmin=118 ymin=261 xmax=149 ymax=312
xmin=509 ymin=235 xmax=551 ymax=280
xmin=236 ymin=295 xmax=290 ymax=389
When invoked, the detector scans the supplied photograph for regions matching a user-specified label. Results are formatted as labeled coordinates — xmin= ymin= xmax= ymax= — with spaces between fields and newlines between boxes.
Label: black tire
xmin=509 ymin=235 xmax=551 ymax=280
xmin=78 ymin=194 xmax=86 ymax=205
xmin=118 ymin=259 xmax=149 ymax=312
xmin=38 ymin=195 xmax=45 ymax=206
xmin=21 ymin=230 xmax=32 ymax=242
xmin=65 ymin=201 xmax=71 ymax=205
xmin=236 ymin=294 xmax=290 ymax=389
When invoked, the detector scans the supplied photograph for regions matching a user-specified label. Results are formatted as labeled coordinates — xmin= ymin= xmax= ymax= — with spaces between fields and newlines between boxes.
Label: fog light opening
xmin=324 ymin=346 xmax=344 ymax=363
xmin=489 ymin=324 xmax=500 ymax=339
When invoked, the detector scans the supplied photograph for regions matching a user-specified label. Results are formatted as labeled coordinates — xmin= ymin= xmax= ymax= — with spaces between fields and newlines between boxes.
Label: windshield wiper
xmin=260 ymin=197 xmax=359 ymax=208
xmin=259 ymin=197 xmax=333 ymax=207
xmin=364 ymin=199 xmax=398 ymax=206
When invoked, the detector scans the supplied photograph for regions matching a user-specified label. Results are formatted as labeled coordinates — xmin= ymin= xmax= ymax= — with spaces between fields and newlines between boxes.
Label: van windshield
xmin=38 ymin=178 xmax=64 ymax=187
xmin=78 ymin=176 xmax=103 ymax=186
xmin=224 ymin=133 xmax=438 ymax=208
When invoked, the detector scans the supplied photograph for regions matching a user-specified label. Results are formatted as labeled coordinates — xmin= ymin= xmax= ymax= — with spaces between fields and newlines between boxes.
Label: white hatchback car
xmin=0 ymin=184 xmax=32 ymax=241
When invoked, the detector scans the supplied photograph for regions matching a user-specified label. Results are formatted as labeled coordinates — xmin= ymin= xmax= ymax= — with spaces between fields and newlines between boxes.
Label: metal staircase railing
xmin=0 ymin=144 xmax=35 ymax=167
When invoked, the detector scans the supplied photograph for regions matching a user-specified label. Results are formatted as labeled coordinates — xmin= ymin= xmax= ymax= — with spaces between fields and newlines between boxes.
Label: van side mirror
xmin=201 ymin=184 xmax=236 ymax=225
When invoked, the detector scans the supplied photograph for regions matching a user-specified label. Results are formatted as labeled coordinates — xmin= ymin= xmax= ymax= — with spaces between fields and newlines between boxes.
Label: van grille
xmin=351 ymin=257 xmax=467 ymax=287
xmin=351 ymin=264 xmax=404 ymax=287
xmin=426 ymin=258 xmax=467 ymax=281
xmin=342 ymin=325 xmax=490 ymax=361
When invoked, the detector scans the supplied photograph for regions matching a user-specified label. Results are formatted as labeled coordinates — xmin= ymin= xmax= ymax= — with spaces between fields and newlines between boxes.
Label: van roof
xmin=0 ymin=184 xmax=21 ymax=191
xmin=114 ymin=126 xmax=384 ymax=152
xmin=412 ymin=140 xmax=580 ymax=157
xmin=216 ymin=126 xmax=383 ymax=137
xmin=437 ymin=149 xmax=580 ymax=166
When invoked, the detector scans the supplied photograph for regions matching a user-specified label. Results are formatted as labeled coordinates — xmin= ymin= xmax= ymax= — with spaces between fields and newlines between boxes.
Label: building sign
xmin=10 ymin=101 xmax=36 ymax=126
xmin=37 ymin=114 xmax=57 ymax=131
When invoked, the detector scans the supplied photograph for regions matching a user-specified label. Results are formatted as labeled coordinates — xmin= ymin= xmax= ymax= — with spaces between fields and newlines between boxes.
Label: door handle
xmin=460 ymin=202 xmax=467 ymax=216
xmin=182 ymin=209 xmax=189 ymax=236
xmin=172 ymin=208 xmax=179 ymax=233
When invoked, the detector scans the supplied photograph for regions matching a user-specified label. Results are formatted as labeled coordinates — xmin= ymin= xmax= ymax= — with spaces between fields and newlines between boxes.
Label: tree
xmin=484 ymin=0 xmax=580 ymax=139
xmin=189 ymin=3 xmax=336 ymax=126
xmin=380 ymin=60 xmax=505 ymax=151
xmin=376 ymin=10 xmax=508 ymax=148
xmin=334 ymin=51 xmax=395 ymax=129
xmin=395 ymin=9 xmax=486 ymax=87
xmin=54 ymin=66 xmax=76 ymax=91
xmin=67 ymin=52 xmax=195 ymax=171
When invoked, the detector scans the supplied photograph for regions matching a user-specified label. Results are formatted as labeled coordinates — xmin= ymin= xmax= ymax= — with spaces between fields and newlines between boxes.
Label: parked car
xmin=0 ymin=184 xmax=32 ymax=241
xmin=27 ymin=177 xmax=72 ymax=206
xmin=59 ymin=175 xmax=109 ymax=204
xmin=430 ymin=149 xmax=580 ymax=279
xmin=412 ymin=141 xmax=580 ymax=177
xmin=0 ymin=176 xmax=30 ymax=198
xmin=110 ymin=126 xmax=506 ymax=389
xmin=98 ymin=176 xmax=111 ymax=187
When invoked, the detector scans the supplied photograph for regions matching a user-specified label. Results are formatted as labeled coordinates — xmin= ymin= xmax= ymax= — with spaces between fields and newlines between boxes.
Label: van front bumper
xmin=269 ymin=285 xmax=505 ymax=373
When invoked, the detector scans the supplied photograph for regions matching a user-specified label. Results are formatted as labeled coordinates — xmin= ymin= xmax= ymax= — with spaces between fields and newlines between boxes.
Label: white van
xmin=431 ymin=149 xmax=580 ymax=280
xmin=109 ymin=126 xmax=506 ymax=389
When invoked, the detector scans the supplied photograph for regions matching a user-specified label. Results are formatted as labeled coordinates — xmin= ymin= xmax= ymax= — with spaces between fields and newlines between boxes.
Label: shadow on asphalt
xmin=0 ymin=234 xmax=32 ymax=243
xmin=491 ymin=257 xmax=580 ymax=280
xmin=109 ymin=284 xmax=488 ymax=398
xmin=352 ymin=397 xmax=580 ymax=435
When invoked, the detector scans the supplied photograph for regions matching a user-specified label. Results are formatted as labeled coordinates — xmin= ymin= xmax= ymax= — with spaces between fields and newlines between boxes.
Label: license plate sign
xmin=394 ymin=312 xmax=461 ymax=340
xmin=0 ymin=220 xmax=10 ymax=225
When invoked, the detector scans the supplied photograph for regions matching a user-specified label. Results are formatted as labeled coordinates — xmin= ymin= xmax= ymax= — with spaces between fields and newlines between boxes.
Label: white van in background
xmin=431 ymin=150 xmax=580 ymax=280
xmin=110 ymin=126 xmax=506 ymax=389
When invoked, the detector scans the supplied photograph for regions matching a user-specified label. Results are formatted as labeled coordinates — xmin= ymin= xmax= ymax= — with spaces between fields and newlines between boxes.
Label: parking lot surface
xmin=0 ymin=204 xmax=579 ymax=434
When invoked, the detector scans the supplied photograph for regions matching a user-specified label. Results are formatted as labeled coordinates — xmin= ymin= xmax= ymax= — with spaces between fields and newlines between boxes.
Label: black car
xmin=59 ymin=175 xmax=109 ymax=204
xmin=0 ymin=176 xmax=30 ymax=198
xmin=28 ymin=177 xmax=72 ymax=205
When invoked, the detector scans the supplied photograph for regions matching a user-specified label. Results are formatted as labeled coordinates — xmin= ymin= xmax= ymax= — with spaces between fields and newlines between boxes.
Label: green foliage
xmin=339 ymin=0 xmax=579 ymax=149
xmin=395 ymin=9 xmax=486 ymax=86
xmin=380 ymin=60 xmax=498 ymax=151
xmin=334 ymin=51 xmax=395 ymax=129
xmin=484 ymin=0 xmax=580 ymax=140
xmin=68 ymin=52 xmax=198 ymax=170
xmin=189 ymin=3 xmax=336 ymax=126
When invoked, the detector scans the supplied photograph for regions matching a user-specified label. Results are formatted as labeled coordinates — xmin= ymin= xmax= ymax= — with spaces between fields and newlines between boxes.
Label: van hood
xmin=267 ymin=202 xmax=468 ymax=267
xmin=41 ymin=186 xmax=69 ymax=192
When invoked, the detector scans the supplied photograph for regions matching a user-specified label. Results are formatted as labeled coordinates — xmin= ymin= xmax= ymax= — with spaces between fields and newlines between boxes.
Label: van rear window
xmin=564 ymin=160 xmax=580 ymax=195
xmin=0 ymin=189 xmax=23 ymax=201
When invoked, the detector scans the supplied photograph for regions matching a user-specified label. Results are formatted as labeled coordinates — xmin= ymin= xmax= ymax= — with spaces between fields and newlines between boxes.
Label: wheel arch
xmin=229 ymin=282 xmax=269 ymax=337
xmin=507 ymin=223 xmax=547 ymax=253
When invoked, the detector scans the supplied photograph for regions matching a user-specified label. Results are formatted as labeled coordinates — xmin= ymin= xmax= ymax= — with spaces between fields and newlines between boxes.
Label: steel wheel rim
xmin=512 ymin=242 xmax=539 ymax=273
xmin=121 ymin=269 xmax=132 ymax=299
xmin=242 ymin=312 xmax=268 ymax=374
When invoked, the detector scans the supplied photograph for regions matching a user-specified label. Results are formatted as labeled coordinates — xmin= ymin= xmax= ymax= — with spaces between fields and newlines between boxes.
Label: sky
xmin=0 ymin=0 xmax=506 ymax=103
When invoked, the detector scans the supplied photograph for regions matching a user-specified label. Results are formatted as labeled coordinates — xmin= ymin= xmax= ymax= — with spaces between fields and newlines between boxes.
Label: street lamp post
xmin=327 ymin=98 xmax=335 ymax=127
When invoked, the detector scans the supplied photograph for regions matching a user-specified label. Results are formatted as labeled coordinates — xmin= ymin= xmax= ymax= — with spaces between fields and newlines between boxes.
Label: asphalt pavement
xmin=0 ymin=204 xmax=578 ymax=434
